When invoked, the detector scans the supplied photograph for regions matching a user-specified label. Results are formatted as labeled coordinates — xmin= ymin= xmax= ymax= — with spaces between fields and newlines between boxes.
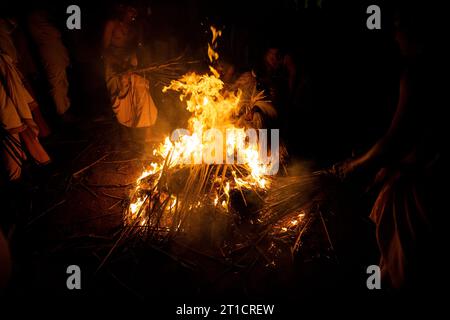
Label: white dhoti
xmin=0 ymin=53 xmax=50 ymax=180
xmin=28 ymin=11 xmax=70 ymax=115
xmin=107 ymin=72 xmax=158 ymax=128
xmin=39 ymin=46 xmax=70 ymax=115
xmin=104 ymin=48 xmax=157 ymax=128
xmin=0 ymin=54 xmax=34 ymax=130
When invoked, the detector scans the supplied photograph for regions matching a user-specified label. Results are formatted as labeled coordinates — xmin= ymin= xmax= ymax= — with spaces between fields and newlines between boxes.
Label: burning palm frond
xmin=249 ymin=89 xmax=277 ymax=119
xmin=261 ymin=172 xmax=326 ymax=226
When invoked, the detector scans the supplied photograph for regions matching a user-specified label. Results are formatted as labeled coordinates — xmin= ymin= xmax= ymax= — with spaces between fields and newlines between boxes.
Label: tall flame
xmin=127 ymin=26 xmax=275 ymax=228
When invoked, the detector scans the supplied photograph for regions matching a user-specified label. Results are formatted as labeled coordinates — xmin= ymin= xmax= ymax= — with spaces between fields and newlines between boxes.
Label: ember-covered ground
xmin=1 ymin=117 xmax=380 ymax=303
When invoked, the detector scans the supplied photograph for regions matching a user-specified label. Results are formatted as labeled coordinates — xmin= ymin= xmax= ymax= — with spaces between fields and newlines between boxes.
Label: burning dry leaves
xmin=91 ymin=27 xmax=334 ymax=278
xmin=19 ymin=26 xmax=338 ymax=298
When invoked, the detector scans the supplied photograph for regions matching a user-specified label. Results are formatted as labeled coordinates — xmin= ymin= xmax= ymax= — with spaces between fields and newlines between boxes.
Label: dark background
xmin=3 ymin=0 xmax=432 ymax=165
xmin=1 ymin=0 xmax=446 ymax=312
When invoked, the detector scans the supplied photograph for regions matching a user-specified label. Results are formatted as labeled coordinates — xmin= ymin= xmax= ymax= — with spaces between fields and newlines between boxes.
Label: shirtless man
xmin=102 ymin=5 xmax=157 ymax=136
xmin=331 ymin=13 xmax=444 ymax=289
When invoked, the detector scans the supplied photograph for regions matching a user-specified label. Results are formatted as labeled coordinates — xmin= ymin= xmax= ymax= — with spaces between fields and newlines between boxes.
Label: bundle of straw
xmin=260 ymin=172 xmax=328 ymax=227
xmin=122 ymin=55 xmax=201 ymax=87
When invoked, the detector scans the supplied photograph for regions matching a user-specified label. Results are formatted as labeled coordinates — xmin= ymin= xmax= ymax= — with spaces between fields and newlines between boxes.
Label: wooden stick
xmin=87 ymin=182 xmax=135 ymax=188
xmin=79 ymin=181 xmax=99 ymax=198
xmin=108 ymin=200 xmax=123 ymax=210
xmin=102 ymin=158 xmax=146 ymax=164
xmin=72 ymin=153 xmax=110 ymax=178
xmin=26 ymin=199 xmax=66 ymax=227
xmin=101 ymin=192 xmax=126 ymax=200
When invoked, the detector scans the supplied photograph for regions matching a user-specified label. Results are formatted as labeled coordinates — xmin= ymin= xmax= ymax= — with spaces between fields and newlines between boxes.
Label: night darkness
xmin=0 ymin=0 xmax=448 ymax=315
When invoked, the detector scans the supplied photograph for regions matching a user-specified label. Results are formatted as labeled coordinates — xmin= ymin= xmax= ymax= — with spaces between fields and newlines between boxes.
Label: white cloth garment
xmin=28 ymin=11 xmax=70 ymax=115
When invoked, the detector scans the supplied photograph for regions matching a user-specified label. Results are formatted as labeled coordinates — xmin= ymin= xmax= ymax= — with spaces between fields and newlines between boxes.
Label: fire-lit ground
xmin=1 ymin=118 xmax=379 ymax=301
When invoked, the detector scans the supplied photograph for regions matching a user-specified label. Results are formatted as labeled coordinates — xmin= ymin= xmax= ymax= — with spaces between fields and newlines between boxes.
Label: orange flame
xmin=127 ymin=26 xmax=274 ymax=226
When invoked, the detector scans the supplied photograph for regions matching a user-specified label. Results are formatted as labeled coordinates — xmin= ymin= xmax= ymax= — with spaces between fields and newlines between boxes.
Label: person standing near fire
xmin=102 ymin=4 xmax=158 ymax=139
xmin=27 ymin=9 xmax=74 ymax=122
xmin=256 ymin=46 xmax=297 ymax=114
xmin=0 ymin=50 xmax=51 ymax=181
xmin=331 ymin=11 xmax=445 ymax=289
xmin=0 ymin=17 xmax=51 ymax=138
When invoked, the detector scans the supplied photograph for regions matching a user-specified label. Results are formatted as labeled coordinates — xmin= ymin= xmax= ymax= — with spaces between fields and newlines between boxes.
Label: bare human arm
xmin=333 ymin=68 xmax=416 ymax=179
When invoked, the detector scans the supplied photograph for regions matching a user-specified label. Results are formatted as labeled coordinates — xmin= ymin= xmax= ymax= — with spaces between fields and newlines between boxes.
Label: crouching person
xmin=102 ymin=5 xmax=158 ymax=140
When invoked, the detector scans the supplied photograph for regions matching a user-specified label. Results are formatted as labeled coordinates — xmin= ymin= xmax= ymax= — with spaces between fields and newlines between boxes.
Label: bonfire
xmin=97 ymin=26 xmax=327 ymax=271
xmin=124 ymin=27 xmax=279 ymax=237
